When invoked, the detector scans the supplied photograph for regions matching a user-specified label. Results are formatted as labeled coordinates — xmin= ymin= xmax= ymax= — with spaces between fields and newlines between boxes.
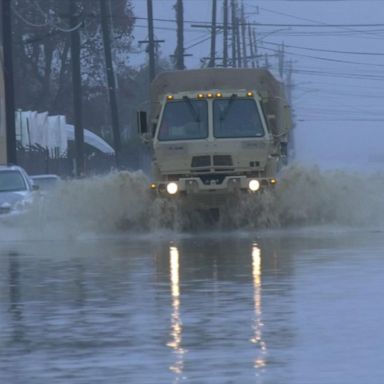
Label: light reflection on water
xmin=167 ymin=245 xmax=186 ymax=381
xmin=251 ymin=243 xmax=267 ymax=371
xmin=1 ymin=229 xmax=384 ymax=383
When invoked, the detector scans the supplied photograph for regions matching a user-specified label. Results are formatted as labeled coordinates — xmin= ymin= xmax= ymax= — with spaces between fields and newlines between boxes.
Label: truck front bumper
xmin=150 ymin=175 xmax=276 ymax=197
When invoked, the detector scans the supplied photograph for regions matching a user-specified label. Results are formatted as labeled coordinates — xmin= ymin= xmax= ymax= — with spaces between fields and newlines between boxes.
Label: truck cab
xmin=139 ymin=69 xmax=292 ymax=208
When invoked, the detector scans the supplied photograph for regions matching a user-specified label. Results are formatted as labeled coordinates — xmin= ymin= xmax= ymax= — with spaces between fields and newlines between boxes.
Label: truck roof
xmin=149 ymin=68 xmax=292 ymax=141
xmin=150 ymin=68 xmax=283 ymax=103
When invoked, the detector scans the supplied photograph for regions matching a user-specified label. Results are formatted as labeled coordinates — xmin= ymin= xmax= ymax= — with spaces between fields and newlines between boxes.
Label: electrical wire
xmin=132 ymin=15 xmax=384 ymax=29
xmin=12 ymin=4 xmax=83 ymax=33
xmin=261 ymin=45 xmax=384 ymax=68
xmin=262 ymin=40 xmax=384 ymax=56
xmin=255 ymin=5 xmax=384 ymax=38
xmin=12 ymin=5 xmax=50 ymax=28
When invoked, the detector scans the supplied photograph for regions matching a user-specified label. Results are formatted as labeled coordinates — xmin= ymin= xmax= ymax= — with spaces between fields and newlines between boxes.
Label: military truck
xmin=138 ymin=68 xmax=292 ymax=209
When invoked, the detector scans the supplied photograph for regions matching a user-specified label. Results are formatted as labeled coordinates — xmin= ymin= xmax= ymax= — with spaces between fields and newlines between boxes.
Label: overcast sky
xmin=130 ymin=0 xmax=384 ymax=171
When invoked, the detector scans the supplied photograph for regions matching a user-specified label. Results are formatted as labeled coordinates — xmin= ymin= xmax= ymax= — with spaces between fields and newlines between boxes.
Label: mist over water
xmin=233 ymin=165 xmax=384 ymax=228
xmin=4 ymin=165 xmax=383 ymax=237
xmin=12 ymin=171 xmax=151 ymax=238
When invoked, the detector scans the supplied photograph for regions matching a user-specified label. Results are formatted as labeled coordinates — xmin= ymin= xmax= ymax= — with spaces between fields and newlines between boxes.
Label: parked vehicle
xmin=31 ymin=174 xmax=61 ymax=191
xmin=0 ymin=165 xmax=37 ymax=216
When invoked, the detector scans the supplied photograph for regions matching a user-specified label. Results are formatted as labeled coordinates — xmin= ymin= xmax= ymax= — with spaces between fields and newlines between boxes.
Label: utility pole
xmin=235 ymin=14 xmax=242 ymax=67
xmin=140 ymin=0 xmax=164 ymax=85
xmin=248 ymin=24 xmax=255 ymax=68
xmin=174 ymin=0 xmax=185 ymax=69
xmin=70 ymin=0 xmax=84 ymax=177
xmin=147 ymin=0 xmax=156 ymax=81
xmin=100 ymin=0 xmax=121 ymax=165
xmin=1 ymin=0 xmax=17 ymax=164
xmin=278 ymin=42 xmax=285 ymax=79
xmin=286 ymin=59 xmax=294 ymax=159
xmin=223 ymin=0 xmax=228 ymax=67
xmin=252 ymin=28 xmax=259 ymax=68
xmin=286 ymin=60 xmax=293 ymax=105
xmin=240 ymin=2 xmax=247 ymax=68
xmin=208 ymin=0 xmax=217 ymax=68
xmin=231 ymin=0 xmax=237 ymax=67
xmin=264 ymin=53 xmax=270 ymax=69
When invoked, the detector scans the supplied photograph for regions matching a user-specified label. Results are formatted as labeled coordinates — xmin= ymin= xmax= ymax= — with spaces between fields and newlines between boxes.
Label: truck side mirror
xmin=267 ymin=114 xmax=278 ymax=135
xmin=137 ymin=111 xmax=148 ymax=134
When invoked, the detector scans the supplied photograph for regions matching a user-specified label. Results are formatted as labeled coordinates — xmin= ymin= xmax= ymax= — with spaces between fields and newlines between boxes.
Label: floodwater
xmin=1 ymin=167 xmax=384 ymax=383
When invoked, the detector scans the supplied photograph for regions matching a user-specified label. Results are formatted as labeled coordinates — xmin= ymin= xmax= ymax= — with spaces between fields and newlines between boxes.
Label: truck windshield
xmin=213 ymin=98 xmax=265 ymax=138
xmin=158 ymin=99 xmax=208 ymax=141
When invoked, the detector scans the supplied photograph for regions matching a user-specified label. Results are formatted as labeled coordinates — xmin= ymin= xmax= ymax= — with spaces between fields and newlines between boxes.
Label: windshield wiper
xmin=182 ymin=96 xmax=200 ymax=122
xmin=220 ymin=94 xmax=237 ymax=121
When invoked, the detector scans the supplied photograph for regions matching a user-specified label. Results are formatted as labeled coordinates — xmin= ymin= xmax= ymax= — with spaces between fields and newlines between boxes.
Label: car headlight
xmin=166 ymin=182 xmax=178 ymax=195
xmin=248 ymin=179 xmax=260 ymax=192
xmin=0 ymin=202 xmax=12 ymax=214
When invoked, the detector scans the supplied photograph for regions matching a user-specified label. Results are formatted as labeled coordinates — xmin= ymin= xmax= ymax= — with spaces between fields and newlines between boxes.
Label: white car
xmin=31 ymin=174 xmax=61 ymax=192
xmin=0 ymin=165 xmax=37 ymax=216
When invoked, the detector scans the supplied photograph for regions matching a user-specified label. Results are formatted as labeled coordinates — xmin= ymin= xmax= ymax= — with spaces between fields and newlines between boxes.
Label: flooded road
xmin=1 ymin=227 xmax=384 ymax=383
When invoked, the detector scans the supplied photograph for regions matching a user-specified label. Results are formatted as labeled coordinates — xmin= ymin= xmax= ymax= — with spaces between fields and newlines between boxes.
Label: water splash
xmin=224 ymin=165 xmax=384 ymax=228
xmin=275 ymin=165 xmax=384 ymax=227
xmin=8 ymin=165 xmax=384 ymax=236
xmin=22 ymin=170 xmax=151 ymax=235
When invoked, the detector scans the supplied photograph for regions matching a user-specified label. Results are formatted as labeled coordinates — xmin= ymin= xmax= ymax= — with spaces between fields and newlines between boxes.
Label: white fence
xmin=15 ymin=110 xmax=115 ymax=158
xmin=15 ymin=110 xmax=68 ymax=157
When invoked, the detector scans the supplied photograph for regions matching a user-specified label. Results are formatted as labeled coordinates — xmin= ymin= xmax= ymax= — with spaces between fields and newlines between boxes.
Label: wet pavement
xmin=1 ymin=227 xmax=383 ymax=383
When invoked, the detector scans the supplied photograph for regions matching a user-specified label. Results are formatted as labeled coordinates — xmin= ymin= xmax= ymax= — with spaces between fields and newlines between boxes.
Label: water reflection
xmin=250 ymin=243 xmax=268 ymax=371
xmin=0 ymin=236 xmax=301 ymax=382
xmin=166 ymin=244 xmax=186 ymax=382
xmin=8 ymin=251 xmax=25 ymax=342
xmin=162 ymin=241 xmax=272 ymax=379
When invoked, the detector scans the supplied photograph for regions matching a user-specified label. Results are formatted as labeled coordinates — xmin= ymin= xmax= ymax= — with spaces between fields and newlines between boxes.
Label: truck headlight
xmin=248 ymin=179 xmax=260 ymax=192
xmin=166 ymin=182 xmax=178 ymax=195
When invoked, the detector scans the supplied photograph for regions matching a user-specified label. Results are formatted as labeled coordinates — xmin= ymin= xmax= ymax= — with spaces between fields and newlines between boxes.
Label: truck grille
xmin=213 ymin=155 xmax=233 ymax=166
xmin=191 ymin=155 xmax=211 ymax=168
xmin=191 ymin=154 xmax=234 ymax=172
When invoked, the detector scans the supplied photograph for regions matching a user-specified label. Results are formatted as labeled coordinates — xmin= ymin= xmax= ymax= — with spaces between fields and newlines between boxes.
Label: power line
xmin=298 ymin=118 xmax=384 ymax=122
xmin=293 ymin=69 xmax=384 ymax=82
xmin=261 ymin=46 xmax=384 ymax=68
xmin=262 ymin=40 xmax=384 ymax=56
xmin=243 ymin=0 xmax=384 ymax=2
xmin=12 ymin=5 xmax=50 ymax=28
xmin=132 ymin=0 xmax=384 ymax=2
xmin=134 ymin=23 xmax=384 ymax=39
xmin=185 ymin=34 xmax=212 ymax=50
xmin=256 ymin=5 xmax=384 ymax=38
xmin=133 ymin=15 xmax=384 ymax=29
xmin=12 ymin=5 xmax=83 ymax=32
xmin=266 ymin=60 xmax=384 ymax=82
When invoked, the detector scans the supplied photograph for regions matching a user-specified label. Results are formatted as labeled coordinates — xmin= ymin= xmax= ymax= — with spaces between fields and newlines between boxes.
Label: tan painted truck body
xmin=143 ymin=68 xmax=292 ymax=208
